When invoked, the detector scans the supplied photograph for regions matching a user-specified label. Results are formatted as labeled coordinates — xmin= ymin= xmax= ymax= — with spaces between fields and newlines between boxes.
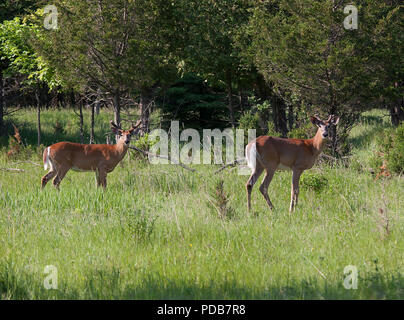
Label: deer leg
xmin=98 ymin=169 xmax=107 ymax=189
xmin=289 ymin=169 xmax=303 ymax=212
xmin=95 ymin=169 xmax=101 ymax=187
xmin=41 ymin=170 xmax=57 ymax=189
xmin=246 ymin=166 xmax=264 ymax=213
xmin=52 ymin=167 xmax=69 ymax=190
xmin=259 ymin=168 xmax=276 ymax=210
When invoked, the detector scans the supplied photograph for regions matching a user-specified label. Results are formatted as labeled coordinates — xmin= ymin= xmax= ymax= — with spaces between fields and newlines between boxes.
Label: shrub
xmin=133 ymin=133 xmax=158 ymax=152
xmin=239 ymin=110 xmax=259 ymax=132
xmin=52 ymin=120 xmax=66 ymax=136
xmin=122 ymin=210 xmax=157 ymax=242
xmin=370 ymin=124 xmax=404 ymax=176
xmin=267 ymin=122 xmax=282 ymax=137
xmin=288 ymin=122 xmax=315 ymax=139
xmin=207 ymin=178 xmax=235 ymax=220
xmin=300 ymin=173 xmax=328 ymax=193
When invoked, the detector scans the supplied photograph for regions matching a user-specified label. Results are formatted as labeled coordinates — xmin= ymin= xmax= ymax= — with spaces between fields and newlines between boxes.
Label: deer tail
xmin=246 ymin=142 xmax=258 ymax=171
xmin=43 ymin=147 xmax=51 ymax=171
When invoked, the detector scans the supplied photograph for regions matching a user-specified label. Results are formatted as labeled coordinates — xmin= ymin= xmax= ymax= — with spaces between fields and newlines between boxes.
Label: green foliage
xmin=176 ymin=0 xmax=251 ymax=84
xmin=0 ymin=0 xmax=38 ymax=24
xmin=0 ymin=17 xmax=58 ymax=87
xmin=238 ymin=98 xmax=278 ymax=137
xmin=238 ymin=110 xmax=259 ymax=131
xmin=243 ymin=0 xmax=402 ymax=155
xmin=371 ymin=124 xmax=404 ymax=175
xmin=300 ymin=173 xmax=328 ymax=193
xmin=133 ymin=133 xmax=158 ymax=152
xmin=207 ymin=178 xmax=235 ymax=220
xmin=288 ymin=122 xmax=315 ymax=139
xmin=158 ymin=73 xmax=228 ymax=130
xmin=266 ymin=122 xmax=282 ymax=138
xmin=32 ymin=0 xmax=177 ymax=93
xmin=121 ymin=210 xmax=158 ymax=243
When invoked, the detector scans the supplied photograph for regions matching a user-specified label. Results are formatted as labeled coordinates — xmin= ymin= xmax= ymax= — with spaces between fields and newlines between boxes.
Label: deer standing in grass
xmin=41 ymin=120 xmax=141 ymax=189
xmin=245 ymin=115 xmax=340 ymax=213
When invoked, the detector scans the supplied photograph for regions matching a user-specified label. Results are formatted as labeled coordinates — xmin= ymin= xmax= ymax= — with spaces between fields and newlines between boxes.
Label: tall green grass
xmin=0 ymin=109 xmax=403 ymax=299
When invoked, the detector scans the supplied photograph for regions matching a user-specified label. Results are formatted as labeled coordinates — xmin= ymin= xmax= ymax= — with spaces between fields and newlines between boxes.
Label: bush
xmin=239 ymin=110 xmax=259 ymax=132
xmin=370 ymin=124 xmax=404 ymax=176
xmin=122 ymin=210 xmax=157 ymax=242
xmin=207 ymin=178 xmax=235 ymax=220
xmin=288 ymin=122 xmax=315 ymax=139
xmin=131 ymin=133 xmax=159 ymax=160
xmin=300 ymin=173 xmax=328 ymax=193
xmin=267 ymin=122 xmax=282 ymax=137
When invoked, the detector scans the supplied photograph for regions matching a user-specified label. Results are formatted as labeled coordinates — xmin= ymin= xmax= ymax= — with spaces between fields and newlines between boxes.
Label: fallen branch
xmin=214 ymin=158 xmax=245 ymax=174
xmin=319 ymin=154 xmax=350 ymax=161
xmin=0 ymin=168 xmax=25 ymax=172
xmin=14 ymin=161 xmax=41 ymax=167
xmin=129 ymin=146 xmax=197 ymax=172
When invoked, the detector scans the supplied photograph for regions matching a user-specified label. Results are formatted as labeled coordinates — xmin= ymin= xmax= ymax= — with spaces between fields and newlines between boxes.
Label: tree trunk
xmin=288 ymin=104 xmax=294 ymax=132
xmin=238 ymin=86 xmax=244 ymax=113
xmin=272 ymin=94 xmax=288 ymax=137
xmin=0 ymin=72 xmax=4 ymax=136
xmin=226 ymin=71 xmax=236 ymax=128
xmin=90 ymin=102 xmax=95 ymax=144
xmin=112 ymin=93 xmax=121 ymax=127
xmin=112 ymin=92 xmax=121 ymax=143
xmin=139 ymin=87 xmax=152 ymax=135
xmin=35 ymin=84 xmax=41 ymax=147
xmin=79 ymin=98 xmax=84 ymax=144
xmin=389 ymin=102 xmax=404 ymax=127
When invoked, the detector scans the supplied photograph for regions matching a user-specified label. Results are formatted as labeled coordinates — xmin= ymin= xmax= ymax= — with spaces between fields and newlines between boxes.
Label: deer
xmin=245 ymin=115 xmax=340 ymax=213
xmin=41 ymin=120 xmax=141 ymax=189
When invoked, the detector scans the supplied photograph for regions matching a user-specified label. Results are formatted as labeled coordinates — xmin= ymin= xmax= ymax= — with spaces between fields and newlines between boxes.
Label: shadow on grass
xmin=1 ymin=119 xmax=83 ymax=149
xmin=1 ymin=266 xmax=403 ymax=300
xmin=348 ymin=124 xmax=392 ymax=150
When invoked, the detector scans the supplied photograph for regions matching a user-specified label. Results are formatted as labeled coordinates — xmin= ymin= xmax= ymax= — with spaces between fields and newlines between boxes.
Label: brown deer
xmin=245 ymin=115 xmax=340 ymax=212
xmin=41 ymin=120 xmax=141 ymax=189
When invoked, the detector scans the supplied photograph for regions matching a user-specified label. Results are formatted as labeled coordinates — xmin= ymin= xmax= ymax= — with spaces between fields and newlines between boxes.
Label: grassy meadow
xmin=0 ymin=109 xmax=403 ymax=299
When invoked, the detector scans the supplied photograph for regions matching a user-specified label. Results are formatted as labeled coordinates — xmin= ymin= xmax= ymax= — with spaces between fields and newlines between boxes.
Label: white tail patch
xmin=246 ymin=142 xmax=258 ymax=171
xmin=44 ymin=147 xmax=52 ymax=171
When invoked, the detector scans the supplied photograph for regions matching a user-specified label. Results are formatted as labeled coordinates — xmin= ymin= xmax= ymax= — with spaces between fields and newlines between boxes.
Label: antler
xmin=131 ymin=120 xmax=142 ymax=129
xmin=110 ymin=120 xmax=121 ymax=130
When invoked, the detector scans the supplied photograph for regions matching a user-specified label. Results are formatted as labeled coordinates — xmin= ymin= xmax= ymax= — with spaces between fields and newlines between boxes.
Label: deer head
xmin=310 ymin=115 xmax=340 ymax=139
xmin=110 ymin=120 xmax=142 ymax=146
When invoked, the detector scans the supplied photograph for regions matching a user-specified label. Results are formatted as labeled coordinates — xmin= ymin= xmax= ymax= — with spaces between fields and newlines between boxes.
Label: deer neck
xmin=113 ymin=141 xmax=129 ymax=161
xmin=311 ymin=129 xmax=326 ymax=157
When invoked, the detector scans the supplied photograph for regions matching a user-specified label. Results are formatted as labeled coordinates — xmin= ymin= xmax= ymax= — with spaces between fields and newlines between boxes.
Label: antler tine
xmin=132 ymin=119 xmax=142 ymax=129
xmin=110 ymin=120 xmax=121 ymax=129
xmin=327 ymin=115 xmax=333 ymax=122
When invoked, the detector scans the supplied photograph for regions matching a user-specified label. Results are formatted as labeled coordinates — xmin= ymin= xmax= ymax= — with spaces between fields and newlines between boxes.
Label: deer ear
xmin=310 ymin=116 xmax=321 ymax=127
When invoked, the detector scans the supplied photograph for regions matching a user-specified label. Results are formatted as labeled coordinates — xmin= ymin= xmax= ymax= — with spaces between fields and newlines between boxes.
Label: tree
xmin=246 ymin=0 xmax=379 ymax=155
xmin=33 ymin=0 xmax=177 ymax=134
xmin=175 ymin=0 xmax=253 ymax=128
xmin=360 ymin=1 xmax=403 ymax=126
xmin=0 ymin=0 xmax=39 ymax=136
xmin=0 ymin=17 xmax=58 ymax=145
